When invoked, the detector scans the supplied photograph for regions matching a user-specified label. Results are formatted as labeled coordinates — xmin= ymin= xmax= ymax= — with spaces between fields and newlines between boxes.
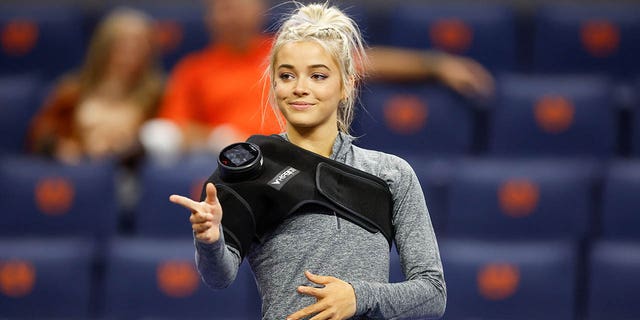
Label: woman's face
xmin=108 ymin=18 xmax=153 ymax=80
xmin=274 ymin=41 xmax=344 ymax=133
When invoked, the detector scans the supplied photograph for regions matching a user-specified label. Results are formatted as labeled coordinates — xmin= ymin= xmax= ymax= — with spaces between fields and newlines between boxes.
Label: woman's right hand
xmin=169 ymin=183 xmax=223 ymax=244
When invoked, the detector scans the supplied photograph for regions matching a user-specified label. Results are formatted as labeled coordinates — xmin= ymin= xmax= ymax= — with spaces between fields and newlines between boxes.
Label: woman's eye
xmin=279 ymin=73 xmax=294 ymax=80
xmin=311 ymin=74 xmax=328 ymax=80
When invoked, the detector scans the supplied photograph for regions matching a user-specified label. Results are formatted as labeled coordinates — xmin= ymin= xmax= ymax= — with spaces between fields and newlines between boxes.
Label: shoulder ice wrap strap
xmin=201 ymin=135 xmax=393 ymax=258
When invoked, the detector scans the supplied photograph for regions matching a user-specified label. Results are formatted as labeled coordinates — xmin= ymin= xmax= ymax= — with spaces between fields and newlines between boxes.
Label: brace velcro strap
xmin=315 ymin=162 xmax=393 ymax=243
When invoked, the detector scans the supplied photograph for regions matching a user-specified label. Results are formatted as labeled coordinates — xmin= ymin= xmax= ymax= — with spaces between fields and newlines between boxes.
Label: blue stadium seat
xmin=489 ymin=74 xmax=615 ymax=157
xmin=122 ymin=3 xmax=209 ymax=71
xmin=440 ymin=239 xmax=577 ymax=320
xmin=0 ymin=238 xmax=94 ymax=318
xmin=386 ymin=3 xmax=518 ymax=72
xmin=0 ymin=156 xmax=118 ymax=238
xmin=601 ymin=160 xmax=640 ymax=239
xmin=532 ymin=3 xmax=640 ymax=78
xmin=447 ymin=159 xmax=598 ymax=239
xmin=588 ymin=240 xmax=640 ymax=319
xmin=135 ymin=155 xmax=217 ymax=237
xmin=0 ymin=4 xmax=86 ymax=80
xmin=103 ymin=237 xmax=260 ymax=319
xmin=0 ymin=74 xmax=43 ymax=154
xmin=354 ymin=83 xmax=475 ymax=158
xmin=403 ymin=157 xmax=455 ymax=235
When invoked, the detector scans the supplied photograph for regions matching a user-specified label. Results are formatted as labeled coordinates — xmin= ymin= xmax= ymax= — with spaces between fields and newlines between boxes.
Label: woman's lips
xmin=289 ymin=102 xmax=314 ymax=111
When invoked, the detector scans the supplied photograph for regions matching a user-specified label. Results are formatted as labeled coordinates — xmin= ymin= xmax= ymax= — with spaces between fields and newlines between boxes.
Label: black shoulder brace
xmin=202 ymin=135 xmax=394 ymax=258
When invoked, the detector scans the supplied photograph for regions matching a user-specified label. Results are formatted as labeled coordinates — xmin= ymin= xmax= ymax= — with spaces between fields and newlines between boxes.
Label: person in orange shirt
xmin=146 ymin=0 xmax=493 ymax=158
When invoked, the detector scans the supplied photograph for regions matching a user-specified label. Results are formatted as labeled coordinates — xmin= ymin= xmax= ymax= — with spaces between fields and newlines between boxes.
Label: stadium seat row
xmin=355 ymin=74 xmax=639 ymax=159
xmin=2 ymin=153 xmax=640 ymax=240
xmin=1 ymin=236 xmax=638 ymax=318
xmin=0 ymin=151 xmax=638 ymax=320
xmin=1 ymin=143 xmax=640 ymax=320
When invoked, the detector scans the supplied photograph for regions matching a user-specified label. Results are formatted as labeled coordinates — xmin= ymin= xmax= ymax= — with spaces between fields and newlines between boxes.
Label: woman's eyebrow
xmin=309 ymin=64 xmax=330 ymax=71
xmin=277 ymin=64 xmax=331 ymax=71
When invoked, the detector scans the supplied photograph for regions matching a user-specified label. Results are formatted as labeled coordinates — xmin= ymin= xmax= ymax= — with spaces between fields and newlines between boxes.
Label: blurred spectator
xmin=144 ymin=0 xmax=493 ymax=157
xmin=27 ymin=7 xmax=164 ymax=165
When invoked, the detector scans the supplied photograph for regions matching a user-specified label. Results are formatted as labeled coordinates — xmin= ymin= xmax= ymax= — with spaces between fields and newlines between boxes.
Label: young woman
xmin=170 ymin=3 xmax=446 ymax=319
xmin=27 ymin=8 xmax=163 ymax=164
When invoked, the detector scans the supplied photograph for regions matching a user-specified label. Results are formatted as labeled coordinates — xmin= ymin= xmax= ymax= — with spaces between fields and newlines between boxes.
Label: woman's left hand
xmin=286 ymin=270 xmax=357 ymax=320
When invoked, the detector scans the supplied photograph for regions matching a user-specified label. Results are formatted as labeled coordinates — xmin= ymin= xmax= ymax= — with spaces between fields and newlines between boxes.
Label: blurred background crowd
xmin=1 ymin=0 xmax=639 ymax=319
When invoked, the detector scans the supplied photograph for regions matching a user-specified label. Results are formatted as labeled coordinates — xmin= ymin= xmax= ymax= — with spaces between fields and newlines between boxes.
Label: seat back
xmin=447 ymin=159 xmax=598 ymax=240
xmin=103 ymin=238 xmax=260 ymax=319
xmin=588 ymin=241 xmax=640 ymax=319
xmin=354 ymin=83 xmax=475 ymax=158
xmin=601 ymin=161 xmax=640 ymax=240
xmin=532 ymin=4 xmax=640 ymax=78
xmin=0 ymin=156 xmax=118 ymax=238
xmin=489 ymin=75 xmax=615 ymax=157
xmin=135 ymin=155 xmax=217 ymax=237
xmin=0 ymin=4 xmax=86 ymax=80
xmin=403 ymin=157 xmax=455 ymax=235
xmin=386 ymin=3 xmax=518 ymax=72
xmin=0 ymin=74 xmax=43 ymax=154
xmin=0 ymin=238 xmax=94 ymax=318
xmin=441 ymin=239 xmax=577 ymax=320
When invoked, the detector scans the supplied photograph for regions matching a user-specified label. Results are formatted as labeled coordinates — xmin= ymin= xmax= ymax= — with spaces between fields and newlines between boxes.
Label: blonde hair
xmin=78 ymin=7 xmax=163 ymax=116
xmin=267 ymin=2 xmax=368 ymax=134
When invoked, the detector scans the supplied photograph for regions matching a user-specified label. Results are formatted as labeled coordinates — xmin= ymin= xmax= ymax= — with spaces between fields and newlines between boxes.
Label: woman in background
xmin=27 ymin=7 xmax=163 ymax=165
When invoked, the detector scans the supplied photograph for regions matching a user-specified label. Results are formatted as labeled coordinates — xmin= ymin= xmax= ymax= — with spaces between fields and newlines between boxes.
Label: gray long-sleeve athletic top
xmin=194 ymin=133 xmax=446 ymax=319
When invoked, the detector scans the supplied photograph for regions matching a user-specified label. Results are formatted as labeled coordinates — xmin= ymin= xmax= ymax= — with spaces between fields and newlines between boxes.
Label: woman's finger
xmin=305 ymin=270 xmax=333 ymax=285
xmin=190 ymin=212 xmax=213 ymax=224
xmin=297 ymin=285 xmax=323 ymax=297
xmin=203 ymin=183 xmax=219 ymax=205
xmin=169 ymin=194 xmax=200 ymax=212
xmin=309 ymin=309 xmax=334 ymax=320
xmin=286 ymin=301 xmax=324 ymax=320
xmin=192 ymin=222 xmax=212 ymax=233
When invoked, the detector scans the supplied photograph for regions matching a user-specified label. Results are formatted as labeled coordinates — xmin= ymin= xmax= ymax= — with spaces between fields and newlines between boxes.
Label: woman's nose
xmin=293 ymin=80 xmax=309 ymax=96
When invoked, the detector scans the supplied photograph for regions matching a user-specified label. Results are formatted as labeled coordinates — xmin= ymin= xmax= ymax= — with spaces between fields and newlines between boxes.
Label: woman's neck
xmin=286 ymin=125 xmax=339 ymax=158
